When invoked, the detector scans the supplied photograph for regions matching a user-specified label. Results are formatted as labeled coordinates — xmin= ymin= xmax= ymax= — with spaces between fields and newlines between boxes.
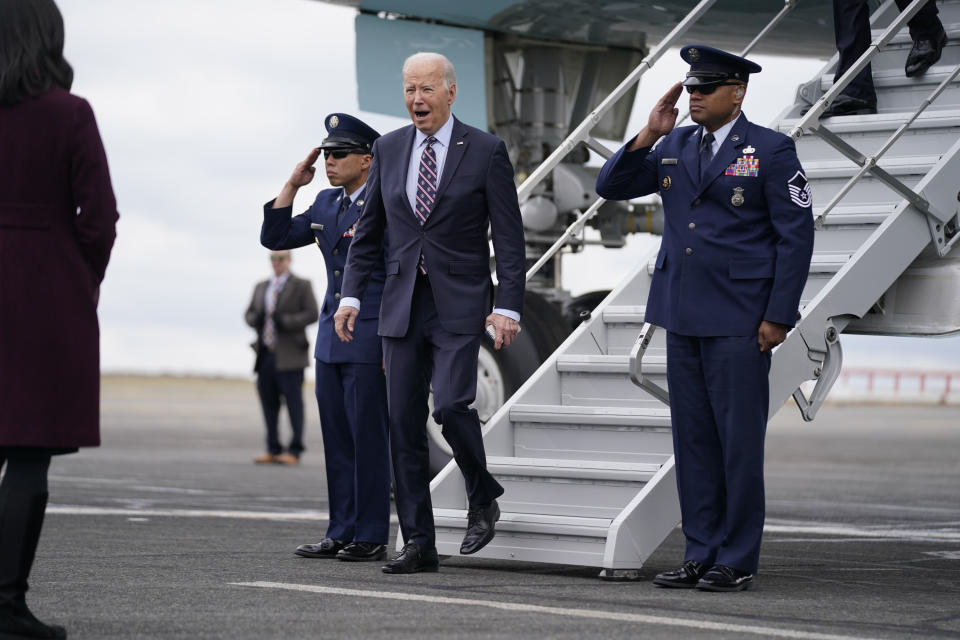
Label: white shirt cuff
xmin=339 ymin=297 xmax=361 ymax=310
xmin=492 ymin=307 xmax=520 ymax=322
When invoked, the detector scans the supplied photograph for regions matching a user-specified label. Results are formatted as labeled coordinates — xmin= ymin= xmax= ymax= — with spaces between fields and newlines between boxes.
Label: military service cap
xmin=680 ymin=45 xmax=762 ymax=89
xmin=320 ymin=113 xmax=380 ymax=153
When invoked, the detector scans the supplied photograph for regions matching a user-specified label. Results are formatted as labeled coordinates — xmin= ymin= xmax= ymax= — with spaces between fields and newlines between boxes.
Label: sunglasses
xmin=685 ymin=82 xmax=743 ymax=95
xmin=323 ymin=149 xmax=361 ymax=159
xmin=270 ymin=255 xmax=289 ymax=262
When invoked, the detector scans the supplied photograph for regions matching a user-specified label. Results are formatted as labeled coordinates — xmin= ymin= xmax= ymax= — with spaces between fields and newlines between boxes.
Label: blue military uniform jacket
xmin=596 ymin=113 xmax=814 ymax=336
xmin=261 ymin=189 xmax=386 ymax=363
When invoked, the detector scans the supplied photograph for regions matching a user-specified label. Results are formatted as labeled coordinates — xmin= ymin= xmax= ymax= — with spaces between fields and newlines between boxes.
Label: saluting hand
xmin=649 ymin=82 xmax=683 ymax=136
xmin=757 ymin=320 xmax=788 ymax=352
xmin=288 ymin=147 xmax=321 ymax=188
xmin=628 ymin=82 xmax=683 ymax=150
xmin=485 ymin=312 xmax=519 ymax=351
xmin=334 ymin=306 xmax=358 ymax=343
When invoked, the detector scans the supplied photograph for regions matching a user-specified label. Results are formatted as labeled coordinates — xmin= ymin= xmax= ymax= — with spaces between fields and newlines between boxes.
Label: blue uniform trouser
xmin=256 ymin=351 xmax=304 ymax=456
xmin=666 ymin=332 xmax=771 ymax=575
xmin=315 ymin=360 xmax=391 ymax=544
xmin=834 ymin=0 xmax=941 ymax=103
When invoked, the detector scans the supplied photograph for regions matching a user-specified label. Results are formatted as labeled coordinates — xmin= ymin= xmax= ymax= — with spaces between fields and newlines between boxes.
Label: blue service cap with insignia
xmin=680 ymin=45 xmax=762 ymax=89
xmin=320 ymin=113 xmax=380 ymax=153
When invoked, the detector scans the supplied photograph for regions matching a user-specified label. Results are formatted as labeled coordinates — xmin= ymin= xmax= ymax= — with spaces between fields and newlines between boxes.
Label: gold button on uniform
xmin=688 ymin=222 xmax=696 ymax=230
xmin=334 ymin=270 xmax=341 ymax=277
xmin=685 ymin=248 xmax=693 ymax=256
xmin=693 ymin=198 xmax=701 ymax=206
xmin=334 ymin=292 xmax=341 ymax=300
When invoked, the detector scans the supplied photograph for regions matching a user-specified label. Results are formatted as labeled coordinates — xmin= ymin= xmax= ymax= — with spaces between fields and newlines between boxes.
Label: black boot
xmin=0 ymin=488 xmax=66 ymax=639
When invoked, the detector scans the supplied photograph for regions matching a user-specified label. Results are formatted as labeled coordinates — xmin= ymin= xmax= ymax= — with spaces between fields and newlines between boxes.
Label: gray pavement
xmin=23 ymin=376 xmax=960 ymax=639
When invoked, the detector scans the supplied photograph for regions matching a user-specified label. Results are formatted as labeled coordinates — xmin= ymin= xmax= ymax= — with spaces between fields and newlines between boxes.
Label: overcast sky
xmin=57 ymin=0 xmax=960 ymax=377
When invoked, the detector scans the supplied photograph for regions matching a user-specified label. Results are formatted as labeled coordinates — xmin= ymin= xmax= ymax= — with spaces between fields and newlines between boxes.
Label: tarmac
xmin=24 ymin=375 xmax=960 ymax=639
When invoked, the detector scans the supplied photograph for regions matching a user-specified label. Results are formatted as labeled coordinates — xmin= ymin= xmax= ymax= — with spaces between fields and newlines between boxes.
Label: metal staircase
xmin=426 ymin=0 xmax=960 ymax=574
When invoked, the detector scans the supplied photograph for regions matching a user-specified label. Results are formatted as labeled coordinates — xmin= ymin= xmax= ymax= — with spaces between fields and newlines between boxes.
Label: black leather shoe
xmin=905 ymin=26 xmax=947 ymax=77
xmin=0 ymin=604 xmax=67 ymax=639
xmin=294 ymin=538 xmax=345 ymax=558
xmin=459 ymin=500 xmax=500 ymax=555
xmin=336 ymin=541 xmax=387 ymax=562
xmin=696 ymin=564 xmax=755 ymax=592
xmin=382 ymin=542 xmax=440 ymax=574
xmin=820 ymin=94 xmax=877 ymax=118
xmin=652 ymin=560 xmax=708 ymax=588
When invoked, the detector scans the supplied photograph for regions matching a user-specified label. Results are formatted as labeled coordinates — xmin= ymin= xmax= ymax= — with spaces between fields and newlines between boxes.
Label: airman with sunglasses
xmin=260 ymin=113 xmax=394 ymax=564
xmin=597 ymin=45 xmax=814 ymax=592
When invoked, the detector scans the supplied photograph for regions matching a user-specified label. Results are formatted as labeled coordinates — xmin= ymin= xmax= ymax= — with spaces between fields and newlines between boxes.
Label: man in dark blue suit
xmin=261 ymin=113 xmax=392 ymax=562
xmin=596 ymin=46 xmax=814 ymax=591
xmin=335 ymin=52 xmax=526 ymax=574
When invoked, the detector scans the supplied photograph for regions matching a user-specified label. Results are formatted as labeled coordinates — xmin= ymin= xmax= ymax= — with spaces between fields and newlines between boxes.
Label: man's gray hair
xmin=402 ymin=52 xmax=457 ymax=88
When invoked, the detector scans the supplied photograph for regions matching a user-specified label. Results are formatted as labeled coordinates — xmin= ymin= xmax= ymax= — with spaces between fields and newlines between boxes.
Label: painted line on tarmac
xmin=45 ymin=505 xmax=344 ymax=522
xmin=765 ymin=519 xmax=960 ymax=542
xmin=233 ymin=581 xmax=869 ymax=640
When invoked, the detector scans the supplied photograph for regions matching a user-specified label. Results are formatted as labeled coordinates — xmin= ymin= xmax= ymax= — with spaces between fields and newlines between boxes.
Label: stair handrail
xmin=523 ymin=0 xmax=719 ymax=282
xmin=788 ymin=0 xmax=923 ymax=136
xmin=674 ymin=0 xmax=800 ymax=128
xmin=787 ymin=0 xmax=959 ymax=257
xmin=523 ymin=0 xmax=800 ymax=283
xmin=813 ymin=62 xmax=960 ymax=229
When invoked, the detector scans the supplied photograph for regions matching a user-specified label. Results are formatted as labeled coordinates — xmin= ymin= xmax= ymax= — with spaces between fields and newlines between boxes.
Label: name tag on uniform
xmin=661 ymin=158 xmax=678 ymax=165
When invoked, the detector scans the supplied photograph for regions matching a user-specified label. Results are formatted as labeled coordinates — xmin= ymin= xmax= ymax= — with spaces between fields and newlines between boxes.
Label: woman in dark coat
xmin=0 ymin=0 xmax=118 ymax=637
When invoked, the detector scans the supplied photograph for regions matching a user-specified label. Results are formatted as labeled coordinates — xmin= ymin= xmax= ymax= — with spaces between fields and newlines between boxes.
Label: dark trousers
xmin=256 ymin=351 xmax=305 ymax=456
xmin=0 ymin=449 xmax=52 ymax=611
xmin=666 ymin=333 xmax=771 ymax=575
xmin=834 ymin=0 xmax=942 ymax=102
xmin=382 ymin=275 xmax=504 ymax=548
xmin=315 ymin=360 xmax=391 ymax=544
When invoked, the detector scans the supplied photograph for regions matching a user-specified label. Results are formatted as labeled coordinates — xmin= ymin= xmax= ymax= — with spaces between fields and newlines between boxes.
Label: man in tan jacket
xmin=245 ymin=250 xmax=318 ymax=465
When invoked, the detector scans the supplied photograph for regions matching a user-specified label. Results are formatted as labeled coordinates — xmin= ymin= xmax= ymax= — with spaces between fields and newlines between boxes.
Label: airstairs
xmin=427 ymin=0 xmax=960 ymax=574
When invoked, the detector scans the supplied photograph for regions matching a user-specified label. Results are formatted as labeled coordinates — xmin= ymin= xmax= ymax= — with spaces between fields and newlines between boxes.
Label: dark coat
xmin=342 ymin=117 xmax=526 ymax=337
xmin=261 ymin=190 xmax=384 ymax=364
xmin=244 ymin=274 xmax=318 ymax=372
xmin=0 ymin=88 xmax=118 ymax=448
xmin=596 ymin=113 xmax=814 ymax=336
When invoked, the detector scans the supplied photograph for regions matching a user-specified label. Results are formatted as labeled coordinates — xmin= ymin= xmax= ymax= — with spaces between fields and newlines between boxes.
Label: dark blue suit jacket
xmin=261 ymin=190 xmax=385 ymax=363
xmin=341 ymin=117 xmax=525 ymax=337
xmin=596 ymin=114 xmax=814 ymax=336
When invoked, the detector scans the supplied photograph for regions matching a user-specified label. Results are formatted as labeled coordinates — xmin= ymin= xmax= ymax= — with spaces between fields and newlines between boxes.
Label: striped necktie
xmin=415 ymin=136 xmax=438 ymax=273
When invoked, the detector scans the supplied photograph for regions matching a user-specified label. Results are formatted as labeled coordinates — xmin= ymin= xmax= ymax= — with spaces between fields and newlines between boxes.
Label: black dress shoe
xmin=459 ymin=500 xmax=500 ymax=555
xmin=382 ymin=542 xmax=440 ymax=574
xmin=0 ymin=604 xmax=67 ymax=639
xmin=821 ymin=94 xmax=877 ymax=118
xmin=336 ymin=541 xmax=387 ymax=562
xmin=905 ymin=26 xmax=947 ymax=78
xmin=652 ymin=560 xmax=708 ymax=588
xmin=696 ymin=564 xmax=755 ymax=592
xmin=294 ymin=538 xmax=345 ymax=558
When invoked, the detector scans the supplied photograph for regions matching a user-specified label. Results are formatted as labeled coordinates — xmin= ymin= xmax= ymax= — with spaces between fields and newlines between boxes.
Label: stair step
xmin=485 ymin=457 xmax=660 ymax=519
xmin=556 ymin=354 xmax=667 ymax=375
xmin=809 ymin=251 xmax=853 ymax=274
xmin=487 ymin=456 xmax=661 ymax=482
xmin=434 ymin=509 xmax=610 ymax=565
xmin=510 ymin=404 xmax=672 ymax=428
xmin=821 ymin=64 xmax=960 ymax=91
xmin=434 ymin=508 xmax=611 ymax=537
xmin=601 ymin=305 xmax=646 ymax=324
xmin=813 ymin=203 xmax=895 ymax=226
xmin=805 ymin=154 xmax=938 ymax=178
xmin=782 ymin=109 xmax=960 ymax=134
